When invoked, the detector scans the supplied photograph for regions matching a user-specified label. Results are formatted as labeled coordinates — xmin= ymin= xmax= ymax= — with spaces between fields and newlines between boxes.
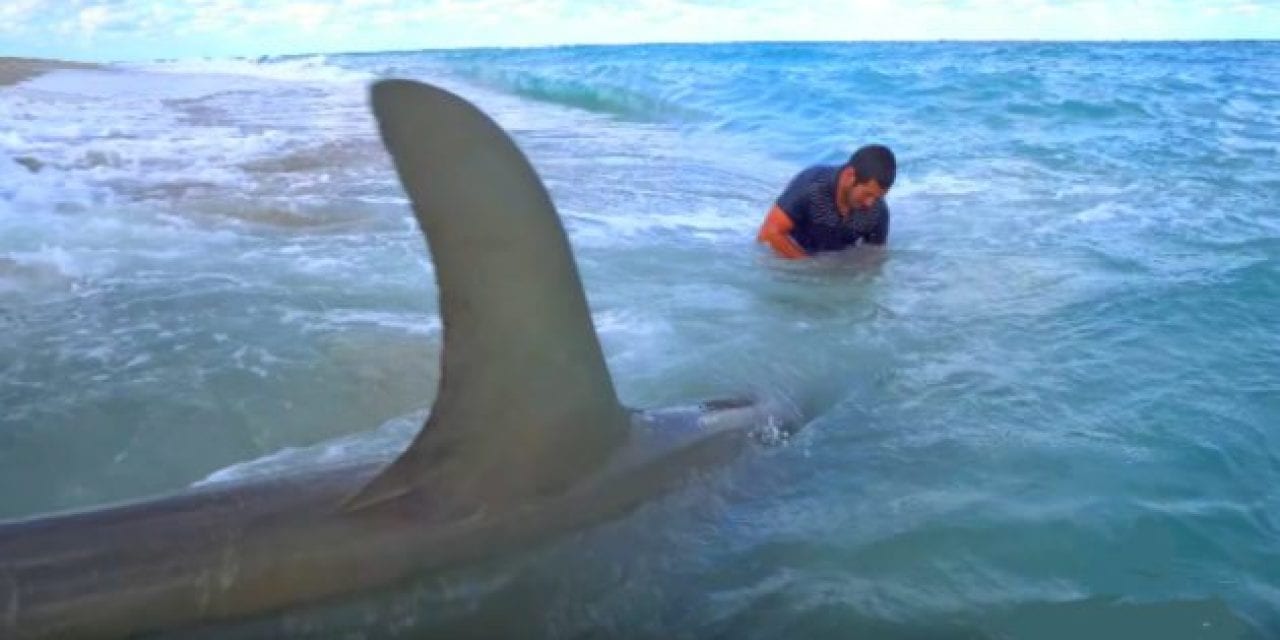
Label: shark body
xmin=0 ymin=80 xmax=790 ymax=639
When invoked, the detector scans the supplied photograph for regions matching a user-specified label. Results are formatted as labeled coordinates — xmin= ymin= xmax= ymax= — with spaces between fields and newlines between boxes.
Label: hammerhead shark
xmin=0 ymin=80 xmax=792 ymax=638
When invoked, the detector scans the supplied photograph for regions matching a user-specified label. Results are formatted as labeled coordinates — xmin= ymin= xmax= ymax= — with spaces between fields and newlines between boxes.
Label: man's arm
xmin=757 ymin=206 xmax=807 ymax=259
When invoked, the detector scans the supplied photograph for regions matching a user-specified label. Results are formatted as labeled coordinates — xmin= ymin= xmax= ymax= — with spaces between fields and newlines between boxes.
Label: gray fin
xmin=344 ymin=80 xmax=630 ymax=512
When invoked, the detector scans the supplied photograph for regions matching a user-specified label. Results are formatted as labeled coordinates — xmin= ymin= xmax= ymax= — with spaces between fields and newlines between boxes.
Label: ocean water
xmin=1 ymin=42 xmax=1278 ymax=637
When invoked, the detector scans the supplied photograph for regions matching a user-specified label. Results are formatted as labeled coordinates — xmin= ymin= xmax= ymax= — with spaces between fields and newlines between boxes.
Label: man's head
xmin=839 ymin=144 xmax=896 ymax=211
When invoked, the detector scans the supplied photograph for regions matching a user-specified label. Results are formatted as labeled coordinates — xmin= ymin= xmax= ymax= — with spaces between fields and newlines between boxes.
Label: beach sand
xmin=0 ymin=57 xmax=99 ymax=87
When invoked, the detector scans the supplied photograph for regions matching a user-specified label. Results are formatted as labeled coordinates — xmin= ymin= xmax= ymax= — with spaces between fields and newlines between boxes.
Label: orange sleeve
xmin=757 ymin=206 xmax=807 ymax=259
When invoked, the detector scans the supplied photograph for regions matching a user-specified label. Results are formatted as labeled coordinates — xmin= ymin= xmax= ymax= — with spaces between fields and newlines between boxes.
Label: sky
xmin=1 ymin=0 xmax=1277 ymax=62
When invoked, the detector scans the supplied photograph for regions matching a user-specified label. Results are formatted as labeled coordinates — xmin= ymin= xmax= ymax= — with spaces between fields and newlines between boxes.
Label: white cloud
xmin=277 ymin=2 xmax=335 ymax=30
xmin=78 ymin=6 xmax=111 ymax=31
xmin=190 ymin=0 xmax=249 ymax=32
xmin=0 ymin=0 xmax=47 ymax=31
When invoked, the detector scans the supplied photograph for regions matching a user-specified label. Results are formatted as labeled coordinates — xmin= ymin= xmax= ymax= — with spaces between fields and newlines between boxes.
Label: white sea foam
xmin=2 ymin=60 xmax=382 ymax=219
xmin=320 ymin=310 xmax=441 ymax=336
xmin=193 ymin=410 xmax=423 ymax=487
xmin=564 ymin=205 xmax=748 ymax=247
xmin=891 ymin=172 xmax=985 ymax=198
xmin=2 ymin=246 xmax=85 ymax=279
xmin=1071 ymin=202 xmax=1123 ymax=223
xmin=2 ymin=70 xmax=267 ymax=209
xmin=128 ymin=55 xmax=373 ymax=85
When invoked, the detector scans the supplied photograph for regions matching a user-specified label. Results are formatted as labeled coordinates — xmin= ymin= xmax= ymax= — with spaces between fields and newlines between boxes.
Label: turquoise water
xmin=2 ymin=42 xmax=1278 ymax=636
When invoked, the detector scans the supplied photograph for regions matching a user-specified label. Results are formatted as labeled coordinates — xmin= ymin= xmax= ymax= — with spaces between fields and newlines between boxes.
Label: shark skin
xmin=0 ymin=80 xmax=793 ymax=639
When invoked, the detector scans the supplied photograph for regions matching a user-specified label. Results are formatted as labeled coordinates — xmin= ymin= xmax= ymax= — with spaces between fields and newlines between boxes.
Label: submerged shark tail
xmin=344 ymin=80 xmax=630 ymax=513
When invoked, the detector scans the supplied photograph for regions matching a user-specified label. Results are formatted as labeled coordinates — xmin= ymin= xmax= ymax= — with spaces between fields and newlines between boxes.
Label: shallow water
xmin=1 ymin=42 xmax=1277 ymax=637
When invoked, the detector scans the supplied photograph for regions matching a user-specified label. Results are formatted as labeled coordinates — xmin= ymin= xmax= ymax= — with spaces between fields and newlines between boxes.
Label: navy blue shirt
xmin=776 ymin=165 xmax=890 ymax=254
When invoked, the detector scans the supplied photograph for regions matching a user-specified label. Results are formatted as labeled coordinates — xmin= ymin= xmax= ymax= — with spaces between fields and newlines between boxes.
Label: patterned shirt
xmin=776 ymin=165 xmax=890 ymax=254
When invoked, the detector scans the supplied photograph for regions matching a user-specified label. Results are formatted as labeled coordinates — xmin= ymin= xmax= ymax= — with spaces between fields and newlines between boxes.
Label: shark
xmin=0 ymin=79 xmax=795 ymax=639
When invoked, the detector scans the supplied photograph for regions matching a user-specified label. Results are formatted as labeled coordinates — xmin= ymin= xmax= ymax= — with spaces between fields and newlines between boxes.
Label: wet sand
xmin=0 ymin=57 xmax=98 ymax=87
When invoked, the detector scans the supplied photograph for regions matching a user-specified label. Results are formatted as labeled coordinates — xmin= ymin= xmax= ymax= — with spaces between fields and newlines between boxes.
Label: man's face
xmin=840 ymin=168 xmax=887 ymax=212
xmin=850 ymin=179 xmax=886 ymax=210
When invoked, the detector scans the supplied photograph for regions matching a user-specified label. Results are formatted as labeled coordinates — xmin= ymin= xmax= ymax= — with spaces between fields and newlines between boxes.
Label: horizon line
xmin=6 ymin=37 xmax=1277 ymax=65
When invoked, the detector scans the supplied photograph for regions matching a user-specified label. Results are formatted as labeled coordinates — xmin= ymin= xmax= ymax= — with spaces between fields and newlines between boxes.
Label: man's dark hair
xmin=848 ymin=144 xmax=896 ymax=190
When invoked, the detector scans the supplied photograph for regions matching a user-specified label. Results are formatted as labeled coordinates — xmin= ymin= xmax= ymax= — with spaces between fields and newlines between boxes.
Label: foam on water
xmin=194 ymin=410 xmax=424 ymax=488
xmin=130 ymin=55 xmax=375 ymax=84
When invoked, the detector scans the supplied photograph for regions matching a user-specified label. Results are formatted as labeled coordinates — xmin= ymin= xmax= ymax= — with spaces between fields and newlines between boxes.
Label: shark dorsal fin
xmin=344 ymin=80 xmax=630 ymax=512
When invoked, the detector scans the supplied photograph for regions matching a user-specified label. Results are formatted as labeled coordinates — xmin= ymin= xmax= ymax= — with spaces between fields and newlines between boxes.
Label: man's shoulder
xmin=794 ymin=164 xmax=840 ymax=184
xmin=781 ymin=164 xmax=839 ymax=202
xmin=780 ymin=165 xmax=830 ymax=201
xmin=778 ymin=164 xmax=841 ymax=224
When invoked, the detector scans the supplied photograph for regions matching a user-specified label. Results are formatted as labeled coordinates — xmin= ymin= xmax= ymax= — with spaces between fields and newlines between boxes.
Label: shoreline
xmin=0 ymin=57 xmax=100 ymax=87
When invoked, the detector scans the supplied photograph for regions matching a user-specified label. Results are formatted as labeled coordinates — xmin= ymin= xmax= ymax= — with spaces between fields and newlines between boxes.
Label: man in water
xmin=757 ymin=144 xmax=896 ymax=259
